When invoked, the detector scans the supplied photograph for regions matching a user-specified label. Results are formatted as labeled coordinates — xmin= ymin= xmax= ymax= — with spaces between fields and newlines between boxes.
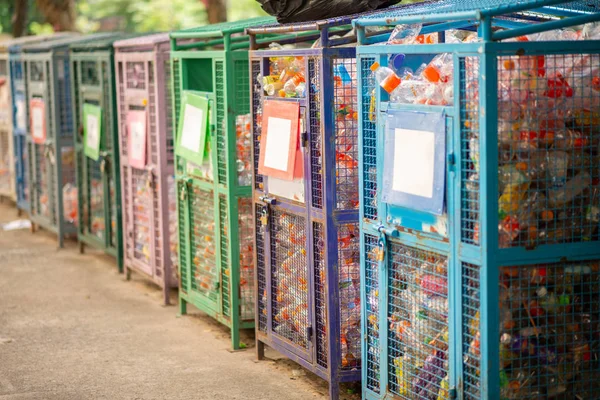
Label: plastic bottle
xmin=387 ymin=23 xmax=423 ymax=45
xmin=547 ymin=170 xmax=591 ymax=207
xmin=370 ymin=62 xmax=401 ymax=94
xmin=498 ymin=191 xmax=546 ymax=247
xmin=389 ymin=80 xmax=428 ymax=104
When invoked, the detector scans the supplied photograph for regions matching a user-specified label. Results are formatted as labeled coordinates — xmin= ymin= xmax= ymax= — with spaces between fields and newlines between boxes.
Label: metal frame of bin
xmin=247 ymin=15 xmax=372 ymax=399
xmin=71 ymin=35 xmax=126 ymax=270
xmin=114 ymin=33 xmax=178 ymax=304
xmin=354 ymin=1 xmax=600 ymax=399
xmin=170 ymin=17 xmax=276 ymax=349
xmin=7 ymin=34 xmax=72 ymax=213
xmin=22 ymin=33 xmax=113 ymax=247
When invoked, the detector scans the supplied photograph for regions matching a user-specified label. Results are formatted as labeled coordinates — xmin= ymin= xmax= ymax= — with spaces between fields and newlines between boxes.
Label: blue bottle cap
xmin=391 ymin=54 xmax=406 ymax=72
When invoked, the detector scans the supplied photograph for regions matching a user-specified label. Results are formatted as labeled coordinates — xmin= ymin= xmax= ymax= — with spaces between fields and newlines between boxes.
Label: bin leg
xmin=231 ymin=326 xmax=240 ymax=351
xmin=256 ymin=339 xmax=265 ymax=361
xmin=30 ymin=222 xmax=36 ymax=233
xmin=179 ymin=297 xmax=187 ymax=316
xmin=79 ymin=242 xmax=85 ymax=254
xmin=162 ymin=284 xmax=170 ymax=306
xmin=17 ymin=208 xmax=22 ymax=217
xmin=328 ymin=381 xmax=340 ymax=400
xmin=117 ymin=257 xmax=124 ymax=274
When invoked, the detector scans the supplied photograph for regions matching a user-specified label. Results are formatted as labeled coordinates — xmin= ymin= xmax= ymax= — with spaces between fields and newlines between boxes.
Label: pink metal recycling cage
xmin=114 ymin=33 xmax=178 ymax=304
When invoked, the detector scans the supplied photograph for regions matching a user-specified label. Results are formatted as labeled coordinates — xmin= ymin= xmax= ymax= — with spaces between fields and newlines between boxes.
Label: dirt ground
xmin=0 ymin=200 xmax=361 ymax=399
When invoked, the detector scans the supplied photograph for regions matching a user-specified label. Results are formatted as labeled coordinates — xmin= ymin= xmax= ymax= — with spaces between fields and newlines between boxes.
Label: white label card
xmin=392 ymin=128 xmax=435 ymax=198
xmin=130 ymin=121 xmax=145 ymax=156
xmin=180 ymin=104 xmax=204 ymax=152
xmin=32 ymin=107 xmax=44 ymax=140
xmin=16 ymin=100 xmax=26 ymax=130
xmin=263 ymin=117 xmax=292 ymax=171
xmin=86 ymin=114 xmax=100 ymax=149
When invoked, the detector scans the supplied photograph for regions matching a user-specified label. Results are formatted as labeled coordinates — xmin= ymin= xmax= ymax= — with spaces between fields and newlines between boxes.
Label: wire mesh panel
xmin=0 ymin=128 xmax=13 ymax=198
xmin=238 ymin=198 xmax=255 ymax=320
xmin=355 ymin=5 xmax=600 ymax=400
xmin=115 ymin=35 xmax=177 ymax=301
xmin=387 ymin=241 xmax=449 ymax=399
xmin=10 ymin=54 xmax=30 ymax=211
xmin=249 ymin=17 xmax=362 ymax=397
xmin=0 ymin=55 xmax=15 ymax=200
xmin=190 ymin=186 xmax=218 ymax=298
xmin=363 ymin=234 xmax=381 ymax=394
xmin=494 ymin=50 xmax=600 ymax=249
xmin=496 ymin=260 xmax=600 ymax=398
xmin=270 ymin=210 xmax=310 ymax=349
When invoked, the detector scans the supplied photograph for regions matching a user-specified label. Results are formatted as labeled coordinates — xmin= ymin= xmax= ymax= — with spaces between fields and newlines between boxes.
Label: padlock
xmin=100 ymin=159 xmax=106 ymax=174
xmin=260 ymin=208 xmax=269 ymax=226
xmin=376 ymin=241 xmax=385 ymax=262
xmin=179 ymin=184 xmax=187 ymax=201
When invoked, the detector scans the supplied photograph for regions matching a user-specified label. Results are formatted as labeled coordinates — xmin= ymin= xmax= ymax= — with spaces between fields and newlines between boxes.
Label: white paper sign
xmin=130 ymin=121 xmax=145 ymax=155
xmin=392 ymin=128 xmax=435 ymax=198
xmin=16 ymin=99 xmax=26 ymax=130
xmin=32 ymin=107 xmax=44 ymax=141
xmin=263 ymin=117 xmax=292 ymax=171
xmin=269 ymin=177 xmax=305 ymax=203
xmin=180 ymin=104 xmax=204 ymax=152
xmin=86 ymin=114 xmax=100 ymax=149
xmin=0 ymin=86 xmax=9 ymax=121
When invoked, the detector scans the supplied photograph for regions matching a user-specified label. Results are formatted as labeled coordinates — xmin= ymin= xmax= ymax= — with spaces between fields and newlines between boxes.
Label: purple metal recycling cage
xmin=114 ymin=33 xmax=178 ymax=304
xmin=248 ymin=15 xmax=365 ymax=399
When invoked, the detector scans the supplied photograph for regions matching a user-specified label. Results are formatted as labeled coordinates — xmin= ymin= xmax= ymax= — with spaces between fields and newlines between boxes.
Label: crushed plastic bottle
xmin=133 ymin=174 xmax=152 ymax=263
xmin=236 ymin=114 xmax=253 ymax=186
xmin=63 ymin=183 xmax=78 ymax=226
xmin=264 ymin=56 xmax=306 ymax=98
xmin=167 ymin=175 xmax=178 ymax=282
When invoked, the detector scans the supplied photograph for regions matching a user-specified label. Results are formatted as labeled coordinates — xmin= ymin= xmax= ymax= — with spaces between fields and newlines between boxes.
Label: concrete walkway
xmin=0 ymin=202 xmax=358 ymax=399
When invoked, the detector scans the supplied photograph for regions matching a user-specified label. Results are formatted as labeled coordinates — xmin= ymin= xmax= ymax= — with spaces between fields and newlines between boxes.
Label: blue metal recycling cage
xmin=355 ymin=1 xmax=600 ymax=399
xmin=248 ymin=15 xmax=366 ymax=399
xmin=8 ymin=33 xmax=72 ymax=214
xmin=22 ymin=33 xmax=114 ymax=247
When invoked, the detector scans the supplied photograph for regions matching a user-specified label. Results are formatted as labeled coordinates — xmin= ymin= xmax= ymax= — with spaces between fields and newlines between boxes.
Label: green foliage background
xmin=0 ymin=0 xmax=268 ymax=35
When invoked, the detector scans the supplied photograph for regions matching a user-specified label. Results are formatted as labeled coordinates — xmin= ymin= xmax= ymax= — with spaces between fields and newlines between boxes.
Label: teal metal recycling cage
xmin=355 ymin=1 xmax=600 ymax=398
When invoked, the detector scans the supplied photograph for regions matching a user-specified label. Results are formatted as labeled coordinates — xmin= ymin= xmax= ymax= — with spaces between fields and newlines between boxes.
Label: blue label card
xmin=382 ymin=109 xmax=446 ymax=216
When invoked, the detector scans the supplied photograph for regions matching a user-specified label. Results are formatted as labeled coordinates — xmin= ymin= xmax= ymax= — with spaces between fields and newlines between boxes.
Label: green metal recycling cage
xmin=70 ymin=35 xmax=127 ymax=269
xmin=170 ymin=17 xmax=275 ymax=349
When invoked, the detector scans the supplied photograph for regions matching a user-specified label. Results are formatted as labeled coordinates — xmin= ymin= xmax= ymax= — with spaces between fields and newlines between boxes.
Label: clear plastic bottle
xmin=547 ymin=170 xmax=591 ymax=207
xmin=370 ymin=62 xmax=402 ymax=94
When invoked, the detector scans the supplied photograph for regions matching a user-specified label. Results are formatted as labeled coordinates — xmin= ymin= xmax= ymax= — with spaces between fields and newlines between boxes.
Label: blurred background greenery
xmin=0 ymin=0 xmax=269 ymax=37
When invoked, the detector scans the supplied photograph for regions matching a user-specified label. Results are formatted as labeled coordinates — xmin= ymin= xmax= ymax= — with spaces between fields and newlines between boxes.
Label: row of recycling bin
xmin=1 ymin=1 xmax=600 ymax=398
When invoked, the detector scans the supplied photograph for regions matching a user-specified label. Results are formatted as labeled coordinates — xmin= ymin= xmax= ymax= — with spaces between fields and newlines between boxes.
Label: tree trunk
xmin=204 ymin=0 xmax=227 ymax=24
xmin=12 ymin=0 xmax=28 ymax=37
xmin=35 ymin=0 xmax=77 ymax=32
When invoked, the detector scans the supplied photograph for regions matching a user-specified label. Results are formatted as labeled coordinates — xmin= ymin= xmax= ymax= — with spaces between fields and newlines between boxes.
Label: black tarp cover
xmin=257 ymin=0 xmax=401 ymax=23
